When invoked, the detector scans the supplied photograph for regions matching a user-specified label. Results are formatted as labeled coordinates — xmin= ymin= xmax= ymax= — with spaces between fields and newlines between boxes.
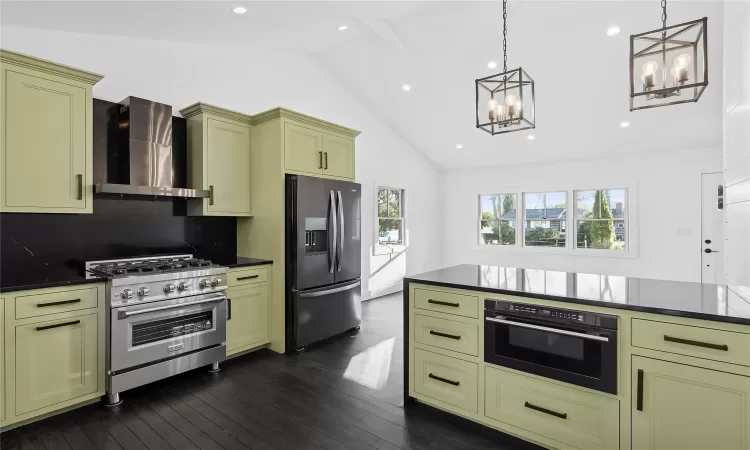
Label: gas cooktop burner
xmin=86 ymin=255 xmax=215 ymax=278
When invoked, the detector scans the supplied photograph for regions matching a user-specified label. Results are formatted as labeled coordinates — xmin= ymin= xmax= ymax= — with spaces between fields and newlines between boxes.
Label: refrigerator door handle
xmin=299 ymin=280 xmax=361 ymax=298
xmin=336 ymin=190 xmax=344 ymax=272
xmin=328 ymin=190 xmax=337 ymax=274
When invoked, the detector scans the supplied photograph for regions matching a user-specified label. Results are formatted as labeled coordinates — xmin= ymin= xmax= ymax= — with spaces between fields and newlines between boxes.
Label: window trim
xmin=374 ymin=186 xmax=406 ymax=256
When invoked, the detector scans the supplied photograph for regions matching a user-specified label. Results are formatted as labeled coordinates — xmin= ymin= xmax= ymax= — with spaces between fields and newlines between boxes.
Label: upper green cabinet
xmin=284 ymin=123 xmax=323 ymax=175
xmin=632 ymin=355 xmax=750 ymax=450
xmin=322 ymin=133 xmax=355 ymax=179
xmin=180 ymin=103 xmax=252 ymax=216
xmin=0 ymin=50 xmax=102 ymax=214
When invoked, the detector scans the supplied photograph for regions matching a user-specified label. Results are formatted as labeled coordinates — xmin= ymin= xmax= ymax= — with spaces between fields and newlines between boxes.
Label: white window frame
xmin=374 ymin=186 xmax=406 ymax=256
xmin=475 ymin=184 xmax=638 ymax=258
xmin=478 ymin=193 xmax=518 ymax=247
xmin=573 ymin=188 xmax=630 ymax=254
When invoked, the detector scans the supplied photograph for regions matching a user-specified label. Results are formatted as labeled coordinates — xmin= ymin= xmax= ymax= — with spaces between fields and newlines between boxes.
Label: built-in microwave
xmin=484 ymin=299 xmax=619 ymax=394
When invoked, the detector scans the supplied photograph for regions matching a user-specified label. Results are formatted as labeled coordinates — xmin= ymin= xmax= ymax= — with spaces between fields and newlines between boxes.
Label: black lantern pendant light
xmin=475 ymin=0 xmax=535 ymax=135
xmin=629 ymin=0 xmax=708 ymax=110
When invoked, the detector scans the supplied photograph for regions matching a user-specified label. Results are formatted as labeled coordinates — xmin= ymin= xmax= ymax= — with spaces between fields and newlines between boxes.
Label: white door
xmin=701 ymin=173 xmax=725 ymax=284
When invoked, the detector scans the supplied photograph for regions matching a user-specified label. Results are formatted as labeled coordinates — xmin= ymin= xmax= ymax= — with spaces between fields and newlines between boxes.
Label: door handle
xmin=117 ymin=294 xmax=226 ymax=319
xmin=37 ymin=298 xmax=81 ymax=308
xmin=299 ymin=280 xmax=361 ymax=298
xmin=524 ymin=402 xmax=567 ymax=419
xmin=428 ymin=373 xmax=460 ymax=386
xmin=664 ymin=335 xmax=728 ymax=351
xmin=227 ymin=298 xmax=231 ymax=320
xmin=36 ymin=320 xmax=81 ymax=331
xmin=704 ymin=248 xmax=719 ymax=253
xmin=324 ymin=152 xmax=328 ymax=170
xmin=336 ymin=190 xmax=344 ymax=272
xmin=76 ymin=174 xmax=83 ymax=200
xmin=485 ymin=316 xmax=610 ymax=342
xmin=636 ymin=369 xmax=644 ymax=411
xmin=328 ymin=190 xmax=337 ymax=274
xmin=319 ymin=151 xmax=323 ymax=169
xmin=208 ymin=185 xmax=215 ymax=206
xmin=429 ymin=330 xmax=461 ymax=340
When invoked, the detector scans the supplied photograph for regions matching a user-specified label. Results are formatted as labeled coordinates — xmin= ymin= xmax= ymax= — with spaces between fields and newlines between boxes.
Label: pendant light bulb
xmin=488 ymin=98 xmax=498 ymax=121
xmin=641 ymin=61 xmax=658 ymax=88
xmin=505 ymin=94 xmax=518 ymax=118
xmin=674 ymin=54 xmax=692 ymax=69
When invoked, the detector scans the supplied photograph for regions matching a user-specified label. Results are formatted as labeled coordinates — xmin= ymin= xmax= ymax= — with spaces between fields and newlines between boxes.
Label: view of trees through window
xmin=523 ymin=192 xmax=567 ymax=247
xmin=377 ymin=187 xmax=404 ymax=246
xmin=480 ymin=194 xmax=516 ymax=245
xmin=576 ymin=189 xmax=626 ymax=250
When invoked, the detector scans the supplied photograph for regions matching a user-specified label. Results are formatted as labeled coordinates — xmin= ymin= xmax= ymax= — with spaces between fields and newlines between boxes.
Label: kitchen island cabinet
xmin=404 ymin=264 xmax=750 ymax=450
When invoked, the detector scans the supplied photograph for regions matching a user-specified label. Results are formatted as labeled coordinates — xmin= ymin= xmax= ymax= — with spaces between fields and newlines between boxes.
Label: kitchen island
xmin=403 ymin=264 xmax=750 ymax=450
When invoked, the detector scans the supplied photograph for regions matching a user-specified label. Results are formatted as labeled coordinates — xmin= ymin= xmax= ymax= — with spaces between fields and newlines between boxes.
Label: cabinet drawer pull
xmin=227 ymin=298 xmax=231 ymax=320
xmin=236 ymin=275 xmax=259 ymax=281
xmin=208 ymin=185 xmax=215 ymax=206
xmin=428 ymin=373 xmax=460 ymax=386
xmin=524 ymin=402 xmax=567 ymax=420
xmin=324 ymin=152 xmax=328 ymax=170
xmin=36 ymin=320 xmax=81 ymax=331
xmin=636 ymin=369 xmax=644 ymax=411
xmin=319 ymin=151 xmax=323 ymax=169
xmin=427 ymin=299 xmax=459 ymax=308
xmin=664 ymin=335 xmax=729 ymax=351
xmin=37 ymin=298 xmax=81 ymax=308
xmin=77 ymin=174 xmax=83 ymax=200
xmin=429 ymin=330 xmax=461 ymax=340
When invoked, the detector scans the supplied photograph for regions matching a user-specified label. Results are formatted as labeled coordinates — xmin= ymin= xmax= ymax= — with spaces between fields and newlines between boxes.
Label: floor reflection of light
xmin=342 ymin=337 xmax=395 ymax=390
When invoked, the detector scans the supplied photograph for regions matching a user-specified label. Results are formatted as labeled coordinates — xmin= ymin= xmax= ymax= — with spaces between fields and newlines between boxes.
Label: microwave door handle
xmin=485 ymin=316 xmax=610 ymax=342
xmin=336 ymin=190 xmax=344 ymax=272
xmin=328 ymin=190 xmax=337 ymax=274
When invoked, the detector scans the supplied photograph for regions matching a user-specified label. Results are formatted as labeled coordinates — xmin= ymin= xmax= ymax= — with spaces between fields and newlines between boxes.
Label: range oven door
xmin=110 ymin=292 xmax=227 ymax=372
xmin=485 ymin=312 xmax=618 ymax=394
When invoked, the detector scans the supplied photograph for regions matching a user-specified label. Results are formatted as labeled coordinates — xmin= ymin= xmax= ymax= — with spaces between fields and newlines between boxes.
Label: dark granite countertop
xmin=0 ymin=267 xmax=106 ymax=294
xmin=211 ymin=256 xmax=273 ymax=269
xmin=405 ymin=264 xmax=750 ymax=326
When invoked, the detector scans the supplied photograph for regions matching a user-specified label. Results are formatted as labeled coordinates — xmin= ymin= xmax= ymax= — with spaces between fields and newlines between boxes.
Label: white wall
xmin=442 ymin=147 xmax=722 ymax=282
xmin=0 ymin=25 xmax=443 ymax=298
xmin=723 ymin=2 xmax=750 ymax=288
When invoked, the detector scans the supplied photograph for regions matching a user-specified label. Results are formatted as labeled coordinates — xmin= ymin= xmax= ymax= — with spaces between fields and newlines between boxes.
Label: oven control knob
xmin=163 ymin=283 xmax=176 ymax=293
xmin=120 ymin=289 xmax=134 ymax=299
xmin=199 ymin=279 xmax=210 ymax=289
xmin=177 ymin=281 xmax=189 ymax=292
xmin=138 ymin=287 xmax=150 ymax=297
xmin=210 ymin=277 xmax=221 ymax=287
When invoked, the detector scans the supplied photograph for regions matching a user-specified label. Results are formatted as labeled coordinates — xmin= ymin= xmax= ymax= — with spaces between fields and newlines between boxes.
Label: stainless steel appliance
xmin=285 ymin=175 xmax=362 ymax=351
xmin=484 ymin=299 xmax=619 ymax=394
xmin=86 ymin=254 xmax=228 ymax=405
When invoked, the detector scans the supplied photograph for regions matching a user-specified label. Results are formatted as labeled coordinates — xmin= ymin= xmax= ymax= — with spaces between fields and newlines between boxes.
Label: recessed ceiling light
xmin=402 ymin=84 xmax=411 ymax=91
xmin=456 ymin=144 xmax=463 ymax=149
xmin=527 ymin=135 xmax=535 ymax=140
xmin=607 ymin=25 xmax=620 ymax=36
xmin=620 ymin=121 xmax=630 ymax=128
xmin=337 ymin=25 xmax=348 ymax=31
xmin=487 ymin=60 xmax=497 ymax=70
xmin=232 ymin=6 xmax=247 ymax=14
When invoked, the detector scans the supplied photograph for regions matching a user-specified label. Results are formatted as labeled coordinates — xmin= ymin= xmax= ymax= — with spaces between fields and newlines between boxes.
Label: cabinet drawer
xmin=413 ymin=348 xmax=478 ymax=413
xmin=485 ymin=366 xmax=619 ymax=450
xmin=632 ymin=318 xmax=750 ymax=367
xmin=413 ymin=288 xmax=478 ymax=319
xmin=228 ymin=267 xmax=268 ymax=287
xmin=15 ymin=286 xmax=98 ymax=320
xmin=413 ymin=314 xmax=478 ymax=356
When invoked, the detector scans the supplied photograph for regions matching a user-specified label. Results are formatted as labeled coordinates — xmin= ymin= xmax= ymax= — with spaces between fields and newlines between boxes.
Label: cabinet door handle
xmin=36 ymin=319 xmax=81 ymax=331
xmin=227 ymin=298 xmax=231 ymax=320
xmin=208 ymin=185 xmax=215 ymax=206
xmin=524 ymin=402 xmax=567 ymax=420
xmin=636 ymin=369 xmax=644 ymax=411
xmin=664 ymin=335 xmax=728 ymax=351
xmin=37 ymin=298 xmax=81 ymax=308
xmin=77 ymin=174 xmax=83 ymax=200
xmin=324 ymin=152 xmax=328 ymax=170
xmin=319 ymin=151 xmax=323 ymax=169
xmin=428 ymin=299 xmax=459 ymax=308
xmin=428 ymin=373 xmax=460 ymax=386
xmin=236 ymin=275 xmax=259 ymax=281
xmin=429 ymin=330 xmax=461 ymax=340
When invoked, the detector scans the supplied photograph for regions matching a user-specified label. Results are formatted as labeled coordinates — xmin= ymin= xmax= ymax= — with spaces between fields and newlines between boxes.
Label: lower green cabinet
xmin=632 ymin=356 xmax=750 ymax=450
xmin=15 ymin=312 xmax=98 ymax=415
xmin=226 ymin=285 xmax=270 ymax=355
xmin=1 ymin=298 xmax=5 ymax=423
xmin=485 ymin=366 xmax=619 ymax=450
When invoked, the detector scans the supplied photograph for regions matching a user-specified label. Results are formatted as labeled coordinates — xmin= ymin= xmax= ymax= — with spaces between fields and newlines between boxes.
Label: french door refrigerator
xmin=285 ymin=174 xmax=362 ymax=351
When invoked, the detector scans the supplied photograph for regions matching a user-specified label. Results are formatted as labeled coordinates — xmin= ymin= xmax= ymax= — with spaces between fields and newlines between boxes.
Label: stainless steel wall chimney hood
xmin=95 ymin=97 xmax=209 ymax=198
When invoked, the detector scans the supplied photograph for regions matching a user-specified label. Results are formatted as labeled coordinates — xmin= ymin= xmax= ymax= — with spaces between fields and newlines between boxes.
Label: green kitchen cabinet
xmin=15 ymin=312 xmax=98 ymax=415
xmin=0 ymin=298 xmax=4 ymax=423
xmin=0 ymin=50 xmax=102 ymax=214
xmin=226 ymin=284 xmax=270 ymax=355
xmin=180 ymin=103 xmax=252 ymax=216
xmin=322 ymin=132 xmax=354 ymax=179
xmin=632 ymin=355 xmax=750 ymax=450
xmin=284 ymin=123 xmax=324 ymax=176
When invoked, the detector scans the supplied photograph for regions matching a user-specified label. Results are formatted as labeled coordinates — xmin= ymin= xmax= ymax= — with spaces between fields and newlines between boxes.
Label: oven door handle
xmin=117 ymin=295 xmax=226 ymax=319
xmin=485 ymin=316 xmax=610 ymax=342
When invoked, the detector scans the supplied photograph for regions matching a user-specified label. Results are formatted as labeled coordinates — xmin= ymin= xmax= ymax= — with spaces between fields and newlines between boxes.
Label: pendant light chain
xmin=661 ymin=0 xmax=667 ymax=29
xmin=502 ymin=0 xmax=508 ymax=73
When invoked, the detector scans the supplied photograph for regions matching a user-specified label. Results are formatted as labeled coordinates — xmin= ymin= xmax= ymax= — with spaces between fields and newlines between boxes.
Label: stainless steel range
xmin=86 ymin=254 xmax=228 ymax=406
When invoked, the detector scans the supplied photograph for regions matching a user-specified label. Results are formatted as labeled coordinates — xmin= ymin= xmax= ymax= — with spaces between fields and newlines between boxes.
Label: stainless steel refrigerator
xmin=285 ymin=174 xmax=362 ymax=351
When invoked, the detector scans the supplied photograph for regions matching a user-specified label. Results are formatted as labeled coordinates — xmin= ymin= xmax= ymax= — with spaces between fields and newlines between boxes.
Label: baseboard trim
xmin=364 ymin=283 xmax=403 ymax=301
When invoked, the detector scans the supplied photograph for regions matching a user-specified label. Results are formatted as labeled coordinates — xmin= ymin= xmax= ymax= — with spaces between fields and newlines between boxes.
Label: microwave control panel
xmin=485 ymin=299 xmax=619 ymax=329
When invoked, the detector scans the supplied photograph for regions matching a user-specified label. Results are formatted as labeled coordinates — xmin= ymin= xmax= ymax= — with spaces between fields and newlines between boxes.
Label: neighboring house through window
xmin=376 ymin=187 xmax=405 ymax=253
xmin=480 ymin=194 xmax=517 ymax=245
xmin=523 ymin=192 xmax=567 ymax=248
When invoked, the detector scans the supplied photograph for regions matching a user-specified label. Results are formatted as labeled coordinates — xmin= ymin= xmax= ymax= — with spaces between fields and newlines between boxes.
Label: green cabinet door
xmin=322 ymin=133 xmax=354 ymax=180
xmin=226 ymin=285 xmax=270 ymax=355
xmin=2 ymin=70 xmax=89 ymax=213
xmin=206 ymin=118 xmax=251 ymax=215
xmin=284 ymin=123 xmax=323 ymax=175
xmin=0 ymin=298 xmax=4 ymax=423
xmin=632 ymin=356 xmax=750 ymax=450
xmin=15 ymin=313 xmax=98 ymax=415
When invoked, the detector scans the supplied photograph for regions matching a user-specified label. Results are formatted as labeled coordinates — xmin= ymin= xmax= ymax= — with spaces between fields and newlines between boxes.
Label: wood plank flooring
xmin=1 ymin=293 xmax=540 ymax=450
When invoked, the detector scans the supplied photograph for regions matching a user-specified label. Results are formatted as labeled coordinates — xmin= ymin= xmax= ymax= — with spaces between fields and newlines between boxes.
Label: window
xmin=523 ymin=192 xmax=567 ymax=247
xmin=377 ymin=187 xmax=404 ymax=251
xmin=575 ymin=189 xmax=627 ymax=251
xmin=479 ymin=194 xmax=517 ymax=245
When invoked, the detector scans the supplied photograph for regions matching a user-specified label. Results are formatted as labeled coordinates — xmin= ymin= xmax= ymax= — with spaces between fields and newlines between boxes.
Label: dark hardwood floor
xmin=1 ymin=293 xmax=539 ymax=450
